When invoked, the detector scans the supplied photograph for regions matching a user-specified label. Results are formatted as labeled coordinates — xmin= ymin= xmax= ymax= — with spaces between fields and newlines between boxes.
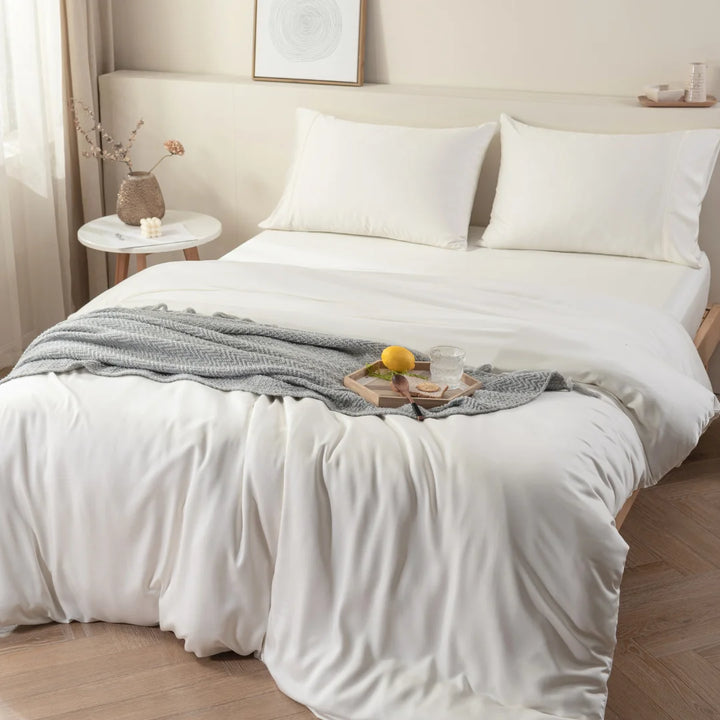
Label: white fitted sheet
xmin=223 ymin=227 xmax=710 ymax=336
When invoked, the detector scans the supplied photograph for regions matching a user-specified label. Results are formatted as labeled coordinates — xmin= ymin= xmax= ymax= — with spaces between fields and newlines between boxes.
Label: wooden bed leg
xmin=694 ymin=304 xmax=720 ymax=367
xmin=615 ymin=490 xmax=639 ymax=530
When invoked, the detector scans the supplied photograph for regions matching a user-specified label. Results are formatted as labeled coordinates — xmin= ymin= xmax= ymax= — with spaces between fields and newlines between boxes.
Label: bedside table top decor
xmin=78 ymin=210 xmax=221 ymax=255
xmin=78 ymin=209 xmax=222 ymax=285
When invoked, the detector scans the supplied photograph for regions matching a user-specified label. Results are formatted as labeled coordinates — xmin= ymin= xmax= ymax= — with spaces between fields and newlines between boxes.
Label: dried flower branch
xmin=69 ymin=99 xmax=141 ymax=169
xmin=69 ymin=98 xmax=184 ymax=174
xmin=148 ymin=139 xmax=185 ymax=172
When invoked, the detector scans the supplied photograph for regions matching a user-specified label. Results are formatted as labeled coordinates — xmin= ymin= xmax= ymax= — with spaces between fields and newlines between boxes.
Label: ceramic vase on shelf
xmin=116 ymin=171 xmax=165 ymax=226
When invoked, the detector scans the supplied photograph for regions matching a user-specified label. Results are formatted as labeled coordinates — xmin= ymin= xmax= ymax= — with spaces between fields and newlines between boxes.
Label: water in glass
xmin=429 ymin=345 xmax=465 ymax=387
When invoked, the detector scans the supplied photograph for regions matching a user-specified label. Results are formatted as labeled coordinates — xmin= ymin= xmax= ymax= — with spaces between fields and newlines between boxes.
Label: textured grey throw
xmin=3 ymin=306 xmax=585 ymax=419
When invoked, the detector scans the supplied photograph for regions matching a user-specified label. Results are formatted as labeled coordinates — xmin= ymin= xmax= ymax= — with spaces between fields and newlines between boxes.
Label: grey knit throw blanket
xmin=3 ymin=306 xmax=588 ymax=419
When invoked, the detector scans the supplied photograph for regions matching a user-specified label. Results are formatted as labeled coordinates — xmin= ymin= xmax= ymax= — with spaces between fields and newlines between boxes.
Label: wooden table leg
xmin=114 ymin=254 xmax=130 ymax=285
xmin=183 ymin=246 xmax=200 ymax=261
xmin=136 ymin=254 xmax=148 ymax=272
xmin=615 ymin=489 xmax=639 ymax=530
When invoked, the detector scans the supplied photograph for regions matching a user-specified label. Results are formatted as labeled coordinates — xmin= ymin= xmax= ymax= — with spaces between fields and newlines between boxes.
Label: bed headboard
xmin=99 ymin=70 xmax=720 ymax=376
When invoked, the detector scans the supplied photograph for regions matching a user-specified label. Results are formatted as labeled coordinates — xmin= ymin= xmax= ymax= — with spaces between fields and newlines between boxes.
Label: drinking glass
xmin=686 ymin=62 xmax=707 ymax=103
xmin=429 ymin=345 xmax=465 ymax=388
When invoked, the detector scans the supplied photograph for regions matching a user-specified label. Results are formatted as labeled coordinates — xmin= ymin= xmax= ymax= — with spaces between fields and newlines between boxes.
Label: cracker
xmin=416 ymin=381 xmax=440 ymax=392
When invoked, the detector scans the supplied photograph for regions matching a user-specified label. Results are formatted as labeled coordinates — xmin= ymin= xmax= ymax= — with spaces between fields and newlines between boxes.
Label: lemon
xmin=381 ymin=345 xmax=415 ymax=373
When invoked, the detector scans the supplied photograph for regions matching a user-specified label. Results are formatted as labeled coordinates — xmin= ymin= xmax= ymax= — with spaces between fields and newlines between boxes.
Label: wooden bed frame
xmin=615 ymin=304 xmax=720 ymax=529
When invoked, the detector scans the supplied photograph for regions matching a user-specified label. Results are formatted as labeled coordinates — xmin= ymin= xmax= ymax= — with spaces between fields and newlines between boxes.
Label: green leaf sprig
xmin=365 ymin=364 xmax=426 ymax=382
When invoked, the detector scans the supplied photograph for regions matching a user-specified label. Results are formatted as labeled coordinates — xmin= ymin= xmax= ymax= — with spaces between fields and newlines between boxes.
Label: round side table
xmin=78 ymin=210 xmax=222 ymax=285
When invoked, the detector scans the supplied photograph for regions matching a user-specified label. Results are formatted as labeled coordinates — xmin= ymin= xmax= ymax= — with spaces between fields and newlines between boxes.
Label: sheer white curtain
xmin=0 ymin=0 xmax=112 ymax=368
xmin=0 ymin=0 xmax=70 ymax=367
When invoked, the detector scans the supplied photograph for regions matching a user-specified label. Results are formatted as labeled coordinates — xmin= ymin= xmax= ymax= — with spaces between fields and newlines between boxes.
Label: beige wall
xmin=112 ymin=0 xmax=720 ymax=96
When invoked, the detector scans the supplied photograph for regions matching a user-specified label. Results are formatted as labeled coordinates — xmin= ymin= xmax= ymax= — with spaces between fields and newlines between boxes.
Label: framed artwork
xmin=253 ymin=0 xmax=367 ymax=86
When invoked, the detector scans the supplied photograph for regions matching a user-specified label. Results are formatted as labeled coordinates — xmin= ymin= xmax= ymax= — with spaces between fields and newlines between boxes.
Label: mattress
xmin=223 ymin=227 xmax=711 ymax=336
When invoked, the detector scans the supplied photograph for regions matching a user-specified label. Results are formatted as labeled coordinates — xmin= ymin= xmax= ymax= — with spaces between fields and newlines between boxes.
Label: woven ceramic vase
xmin=116 ymin=171 xmax=165 ymax=225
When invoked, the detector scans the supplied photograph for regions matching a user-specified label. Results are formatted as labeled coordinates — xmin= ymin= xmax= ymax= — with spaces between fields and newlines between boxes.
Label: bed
xmin=1 ymin=111 xmax=720 ymax=720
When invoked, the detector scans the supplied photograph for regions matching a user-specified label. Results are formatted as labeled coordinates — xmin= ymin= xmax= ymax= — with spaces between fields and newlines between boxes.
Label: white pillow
xmin=482 ymin=114 xmax=720 ymax=267
xmin=260 ymin=109 xmax=497 ymax=249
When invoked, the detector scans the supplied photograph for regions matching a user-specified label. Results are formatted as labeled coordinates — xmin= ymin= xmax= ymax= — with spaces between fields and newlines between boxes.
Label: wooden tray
xmin=638 ymin=94 xmax=717 ymax=108
xmin=343 ymin=361 xmax=482 ymax=408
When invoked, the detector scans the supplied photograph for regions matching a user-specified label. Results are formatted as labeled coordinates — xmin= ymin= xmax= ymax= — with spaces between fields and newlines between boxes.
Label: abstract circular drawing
xmin=270 ymin=0 xmax=343 ymax=63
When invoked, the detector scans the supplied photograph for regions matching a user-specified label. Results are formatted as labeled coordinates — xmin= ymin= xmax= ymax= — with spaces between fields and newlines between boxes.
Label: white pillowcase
xmin=260 ymin=109 xmax=497 ymax=249
xmin=482 ymin=114 xmax=720 ymax=267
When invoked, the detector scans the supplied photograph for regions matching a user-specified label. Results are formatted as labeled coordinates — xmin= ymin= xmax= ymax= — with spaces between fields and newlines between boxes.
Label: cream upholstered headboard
xmin=98 ymin=70 xmax=720 ymax=373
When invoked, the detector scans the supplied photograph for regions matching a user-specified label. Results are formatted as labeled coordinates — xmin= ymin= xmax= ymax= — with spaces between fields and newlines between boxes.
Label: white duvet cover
xmin=0 ymin=253 xmax=717 ymax=720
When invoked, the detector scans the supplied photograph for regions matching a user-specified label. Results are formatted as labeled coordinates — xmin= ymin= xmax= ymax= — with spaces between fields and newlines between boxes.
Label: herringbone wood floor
xmin=0 ymin=387 xmax=718 ymax=719
xmin=605 ymin=418 xmax=720 ymax=720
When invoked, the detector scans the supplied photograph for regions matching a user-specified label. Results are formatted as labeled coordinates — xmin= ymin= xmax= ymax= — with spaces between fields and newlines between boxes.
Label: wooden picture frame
xmin=253 ymin=0 xmax=366 ymax=87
